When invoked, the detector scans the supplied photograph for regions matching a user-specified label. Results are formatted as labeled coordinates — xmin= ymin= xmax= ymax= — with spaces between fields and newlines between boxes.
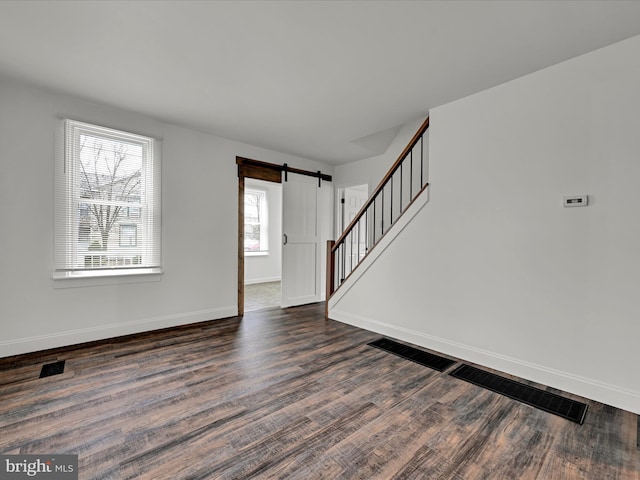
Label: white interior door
xmin=343 ymin=185 xmax=368 ymax=266
xmin=342 ymin=184 xmax=368 ymax=231
xmin=336 ymin=184 xmax=369 ymax=277
xmin=281 ymin=174 xmax=323 ymax=308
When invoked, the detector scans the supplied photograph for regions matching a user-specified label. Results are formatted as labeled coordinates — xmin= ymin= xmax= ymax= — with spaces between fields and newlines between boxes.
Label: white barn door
xmin=281 ymin=174 xmax=327 ymax=308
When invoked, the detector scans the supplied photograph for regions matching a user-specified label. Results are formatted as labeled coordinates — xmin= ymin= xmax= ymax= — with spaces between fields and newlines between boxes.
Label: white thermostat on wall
xmin=563 ymin=195 xmax=588 ymax=207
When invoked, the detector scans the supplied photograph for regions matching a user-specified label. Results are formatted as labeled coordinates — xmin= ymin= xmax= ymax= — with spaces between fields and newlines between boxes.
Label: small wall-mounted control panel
xmin=563 ymin=195 xmax=588 ymax=207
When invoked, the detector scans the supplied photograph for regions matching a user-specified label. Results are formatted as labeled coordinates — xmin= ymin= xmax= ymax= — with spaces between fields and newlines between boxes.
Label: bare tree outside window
xmin=244 ymin=190 xmax=268 ymax=253
xmin=78 ymin=134 xmax=142 ymax=252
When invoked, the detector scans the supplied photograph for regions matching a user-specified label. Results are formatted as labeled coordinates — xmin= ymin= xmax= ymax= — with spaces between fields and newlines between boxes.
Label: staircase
xmin=326 ymin=117 xmax=430 ymax=305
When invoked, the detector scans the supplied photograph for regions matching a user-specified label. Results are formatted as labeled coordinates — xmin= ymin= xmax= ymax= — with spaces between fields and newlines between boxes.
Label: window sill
xmin=244 ymin=251 xmax=269 ymax=257
xmin=52 ymin=267 xmax=162 ymax=288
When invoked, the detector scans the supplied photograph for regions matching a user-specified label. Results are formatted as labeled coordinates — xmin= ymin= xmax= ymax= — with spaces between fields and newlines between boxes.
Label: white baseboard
xmin=0 ymin=306 xmax=237 ymax=358
xmin=244 ymin=277 xmax=281 ymax=285
xmin=329 ymin=308 xmax=640 ymax=415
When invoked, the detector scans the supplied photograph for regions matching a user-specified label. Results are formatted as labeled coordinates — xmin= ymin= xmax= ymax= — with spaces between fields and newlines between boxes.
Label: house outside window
xmin=119 ymin=224 xmax=138 ymax=247
xmin=244 ymin=189 xmax=268 ymax=255
xmin=54 ymin=119 xmax=161 ymax=278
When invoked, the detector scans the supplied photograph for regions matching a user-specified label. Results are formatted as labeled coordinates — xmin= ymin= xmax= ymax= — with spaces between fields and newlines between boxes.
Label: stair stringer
xmin=327 ymin=187 xmax=430 ymax=310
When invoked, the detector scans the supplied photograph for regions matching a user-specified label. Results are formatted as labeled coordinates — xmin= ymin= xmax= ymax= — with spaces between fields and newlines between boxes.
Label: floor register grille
xmin=367 ymin=338 xmax=456 ymax=372
xmin=449 ymin=364 xmax=588 ymax=424
xmin=368 ymin=337 xmax=587 ymax=424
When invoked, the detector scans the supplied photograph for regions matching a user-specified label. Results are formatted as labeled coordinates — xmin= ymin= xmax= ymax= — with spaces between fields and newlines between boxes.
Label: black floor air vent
xmin=449 ymin=364 xmax=588 ymax=424
xmin=368 ymin=338 xmax=456 ymax=372
xmin=40 ymin=360 xmax=65 ymax=378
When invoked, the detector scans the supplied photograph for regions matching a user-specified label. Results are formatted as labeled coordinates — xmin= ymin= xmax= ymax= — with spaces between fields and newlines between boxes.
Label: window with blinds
xmin=244 ymin=189 xmax=268 ymax=254
xmin=54 ymin=119 xmax=161 ymax=278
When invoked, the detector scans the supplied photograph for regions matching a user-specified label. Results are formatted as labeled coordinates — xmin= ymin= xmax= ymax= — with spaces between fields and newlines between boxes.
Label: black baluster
xmin=400 ymin=162 xmax=403 ymax=214
xmin=381 ymin=187 xmax=384 ymax=235
xmin=373 ymin=198 xmax=376 ymax=244
xmin=420 ymin=135 xmax=424 ymax=189
xmin=410 ymin=149 xmax=413 ymax=200
xmin=341 ymin=242 xmax=345 ymax=285
xmin=366 ymin=207 xmax=369 ymax=251
xmin=350 ymin=231 xmax=354 ymax=273
xmin=357 ymin=220 xmax=360 ymax=266
xmin=390 ymin=175 xmax=393 ymax=225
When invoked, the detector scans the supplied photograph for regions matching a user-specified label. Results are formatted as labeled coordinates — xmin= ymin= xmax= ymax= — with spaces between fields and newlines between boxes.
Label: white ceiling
xmin=1 ymin=1 xmax=640 ymax=165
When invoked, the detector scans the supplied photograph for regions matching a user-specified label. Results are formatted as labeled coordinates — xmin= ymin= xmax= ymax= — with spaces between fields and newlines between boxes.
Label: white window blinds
xmin=54 ymin=119 xmax=161 ymax=278
xmin=244 ymin=189 xmax=268 ymax=253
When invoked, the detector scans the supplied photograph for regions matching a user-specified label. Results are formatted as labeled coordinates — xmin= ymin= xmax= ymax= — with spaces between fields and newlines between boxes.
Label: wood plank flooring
xmin=1 ymin=303 xmax=638 ymax=479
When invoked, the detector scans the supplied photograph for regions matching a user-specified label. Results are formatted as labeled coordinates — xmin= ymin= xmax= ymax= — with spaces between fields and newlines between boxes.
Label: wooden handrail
xmin=326 ymin=116 xmax=430 ymax=305
xmin=332 ymin=116 xmax=429 ymax=250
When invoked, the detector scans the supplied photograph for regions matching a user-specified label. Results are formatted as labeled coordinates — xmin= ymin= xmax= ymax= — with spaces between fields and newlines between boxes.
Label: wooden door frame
xmin=238 ymin=174 xmax=245 ymax=316
xmin=237 ymin=157 xmax=282 ymax=316
xmin=236 ymin=156 xmax=332 ymax=316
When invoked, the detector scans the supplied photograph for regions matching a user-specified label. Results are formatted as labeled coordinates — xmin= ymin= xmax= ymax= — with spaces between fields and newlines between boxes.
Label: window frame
xmin=54 ymin=119 xmax=162 ymax=280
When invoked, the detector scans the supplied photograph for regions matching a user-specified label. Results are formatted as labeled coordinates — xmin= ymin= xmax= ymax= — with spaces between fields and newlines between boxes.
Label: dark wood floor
xmin=1 ymin=303 xmax=638 ymax=479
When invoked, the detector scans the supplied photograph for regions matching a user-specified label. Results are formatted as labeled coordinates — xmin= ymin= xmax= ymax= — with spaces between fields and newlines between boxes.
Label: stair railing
xmin=327 ymin=117 xmax=430 ymax=300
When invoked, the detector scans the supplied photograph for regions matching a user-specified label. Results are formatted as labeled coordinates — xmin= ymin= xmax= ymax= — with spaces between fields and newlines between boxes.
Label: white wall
xmin=244 ymin=179 xmax=282 ymax=284
xmin=329 ymin=35 xmax=640 ymax=414
xmin=0 ymin=78 xmax=332 ymax=357
xmin=334 ymin=116 xmax=428 ymax=198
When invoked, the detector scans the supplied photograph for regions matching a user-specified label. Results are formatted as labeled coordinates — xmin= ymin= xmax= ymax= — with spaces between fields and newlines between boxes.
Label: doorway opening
xmin=243 ymin=178 xmax=282 ymax=312
xmin=336 ymin=184 xmax=368 ymax=237
xmin=236 ymin=156 xmax=332 ymax=317
xmin=335 ymin=184 xmax=369 ymax=280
